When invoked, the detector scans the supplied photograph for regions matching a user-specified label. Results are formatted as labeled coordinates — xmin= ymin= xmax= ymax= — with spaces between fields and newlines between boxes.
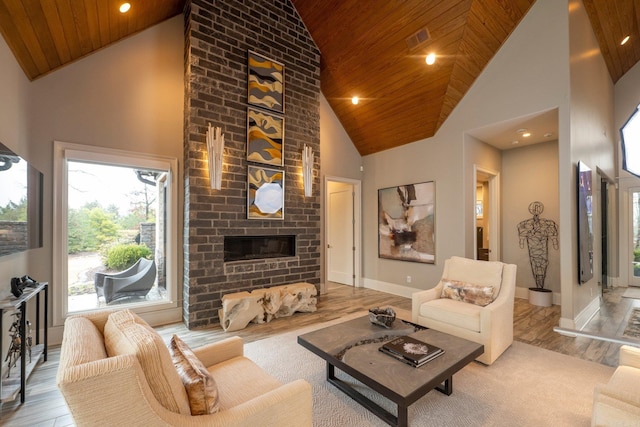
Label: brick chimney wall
xmin=183 ymin=0 xmax=321 ymax=328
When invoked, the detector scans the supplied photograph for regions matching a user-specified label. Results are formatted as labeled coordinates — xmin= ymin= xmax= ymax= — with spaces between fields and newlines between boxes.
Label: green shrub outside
xmin=634 ymin=248 xmax=640 ymax=262
xmin=105 ymin=244 xmax=152 ymax=270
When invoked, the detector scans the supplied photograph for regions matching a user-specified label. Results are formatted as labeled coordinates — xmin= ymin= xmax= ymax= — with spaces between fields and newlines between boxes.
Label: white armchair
xmin=592 ymin=345 xmax=640 ymax=426
xmin=57 ymin=310 xmax=312 ymax=426
xmin=412 ymin=256 xmax=517 ymax=365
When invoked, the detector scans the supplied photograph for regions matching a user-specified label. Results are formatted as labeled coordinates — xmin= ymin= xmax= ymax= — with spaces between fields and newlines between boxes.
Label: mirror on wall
xmin=0 ymin=141 xmax=43 ymax=256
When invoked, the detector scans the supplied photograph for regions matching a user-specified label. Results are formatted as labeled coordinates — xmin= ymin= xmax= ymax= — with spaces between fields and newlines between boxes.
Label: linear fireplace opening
xmin=224 ymin=235 xmax=296 ymax=262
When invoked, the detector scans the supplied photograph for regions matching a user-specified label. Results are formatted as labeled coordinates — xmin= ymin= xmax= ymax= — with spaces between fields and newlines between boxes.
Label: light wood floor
xmin=514 ymin=286 xmax=640 ymax=367
xmin=1 ymin=283 xmax=637 ymax=426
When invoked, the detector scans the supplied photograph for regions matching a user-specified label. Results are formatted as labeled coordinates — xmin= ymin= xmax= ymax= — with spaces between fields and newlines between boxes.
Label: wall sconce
xmin=206 ymin=123 xmax=224 ymax=190
xmin=302 ymin=144 xmax=314 ymax=197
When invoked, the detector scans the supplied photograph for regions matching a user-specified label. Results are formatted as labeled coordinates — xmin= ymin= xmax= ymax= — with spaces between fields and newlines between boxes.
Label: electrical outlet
xmin=406 ymin=275 xmax=412 ymax=283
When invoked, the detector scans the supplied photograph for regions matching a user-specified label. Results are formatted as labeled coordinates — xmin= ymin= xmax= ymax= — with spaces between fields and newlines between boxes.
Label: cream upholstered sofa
xmin=57 ymin=309 xmax=312 ymax=427
xmin=592 ymin=345 xmax=640 ymax=426
xmin=412 ymin=256 xmax=517 ymax=365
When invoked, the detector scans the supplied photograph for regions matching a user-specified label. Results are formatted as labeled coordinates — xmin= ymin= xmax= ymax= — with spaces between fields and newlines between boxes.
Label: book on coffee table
xmin=379 ymin=335 xmax=444 ymax=367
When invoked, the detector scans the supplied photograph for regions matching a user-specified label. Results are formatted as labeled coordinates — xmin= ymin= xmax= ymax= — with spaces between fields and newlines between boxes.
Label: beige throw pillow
xmin=169 ymin=334 xmax=220 ymax=415
xmin=440 ymin=279 xmax=494 ymax=306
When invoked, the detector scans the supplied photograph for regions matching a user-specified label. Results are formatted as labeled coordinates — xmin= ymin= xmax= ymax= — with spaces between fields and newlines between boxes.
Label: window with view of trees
xmin=0 ymin=197 xmax=27 ymax=221
xmin=66 ymin=161 xmax=169 ymax=312
xmin=53 ymin=142 xmax=178 ymax=323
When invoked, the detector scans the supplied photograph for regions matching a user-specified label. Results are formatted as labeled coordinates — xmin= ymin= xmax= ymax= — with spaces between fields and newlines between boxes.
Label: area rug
xmin=623 ymin=308 xmax=640 ymax=339
xmin=622 ymin=287 xmax=640 ymax=300
xmin=244 ymin=314 xmax=614 ymax=427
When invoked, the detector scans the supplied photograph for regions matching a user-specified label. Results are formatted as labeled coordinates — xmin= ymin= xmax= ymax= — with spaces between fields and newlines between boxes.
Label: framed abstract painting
xmin=247 ymin=107 xmax=284 ymax=166
xmin=248 ymin=165 xmax=284 ymax=220
xmin=248 ymin=51 xmax=284 ymax=114
xmin=378 ymin=181 xmax=435 ymax=263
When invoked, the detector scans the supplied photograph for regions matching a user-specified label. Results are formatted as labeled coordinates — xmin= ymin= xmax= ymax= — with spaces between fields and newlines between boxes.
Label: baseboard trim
xmin=362 ymin=278 xmax=417 ymax=298
xmin=574 ymin=295 xmax=602 ymax=331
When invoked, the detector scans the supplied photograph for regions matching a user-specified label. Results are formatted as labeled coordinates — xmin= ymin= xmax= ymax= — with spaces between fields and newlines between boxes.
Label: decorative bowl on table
xmin=368 ymin=307 xmax=396 ymax=328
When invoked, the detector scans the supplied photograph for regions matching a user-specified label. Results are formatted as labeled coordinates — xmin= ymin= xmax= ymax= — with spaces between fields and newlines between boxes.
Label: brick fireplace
xmin=183 ymin=0 xmax=321 ymax=328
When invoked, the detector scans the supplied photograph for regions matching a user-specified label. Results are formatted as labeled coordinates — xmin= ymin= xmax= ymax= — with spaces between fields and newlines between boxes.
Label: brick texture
xmin=183 ymin=0 xmax=321 ymax=328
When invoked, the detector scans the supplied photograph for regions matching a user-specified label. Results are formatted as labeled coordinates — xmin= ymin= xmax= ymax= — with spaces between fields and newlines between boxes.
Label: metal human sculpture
xmin=517 ymin=201 xmax=558 ymax=289
xmin=4 ymin=312 xmax=32 ymax=378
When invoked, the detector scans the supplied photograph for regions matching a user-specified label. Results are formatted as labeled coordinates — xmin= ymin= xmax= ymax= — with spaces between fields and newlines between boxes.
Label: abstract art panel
xmin=248 ymin=165 xmax=284 ymax=220
xmin=247 ymin=107 xmax=284 ymax=166
xmin=378 ymin=181 xmax=435 ymax=263
xmin=248 ymin=51 xmax=284 ymax=114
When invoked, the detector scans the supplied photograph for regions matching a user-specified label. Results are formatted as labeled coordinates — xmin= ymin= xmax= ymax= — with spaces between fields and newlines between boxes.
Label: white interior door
xmin=327 ymin=182 xmax=354 ymax=285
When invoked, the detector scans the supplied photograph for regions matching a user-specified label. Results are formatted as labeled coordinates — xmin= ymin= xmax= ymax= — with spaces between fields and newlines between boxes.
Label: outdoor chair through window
xmin=94 ymin=257 xmax=156 ymax=304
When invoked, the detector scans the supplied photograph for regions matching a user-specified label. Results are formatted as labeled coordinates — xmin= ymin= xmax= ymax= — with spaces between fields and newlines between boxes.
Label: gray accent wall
xmin=183 ymin=0 xmax=321 ymax=328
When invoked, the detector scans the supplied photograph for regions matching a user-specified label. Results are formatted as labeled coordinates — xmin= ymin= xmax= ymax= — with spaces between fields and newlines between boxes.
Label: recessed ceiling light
xmin=425 ymin=53 xmax=436 ymax=65
xmin=119 ymin=3 xmax=131 ymax=13
xmin=511 ymin=140 xmax=520 ymax=145
xmin=522 ymin=132 xmax=531 ymax=137
xmin=516 ymin=128 xmax=530 ymax=137
xmin=544 ymin=132 xmax=553 ymax=138
xmin=351 ymin=96 xmax=359 ymax=105
xmin=621 ymin=35 xmax=630 ymax=45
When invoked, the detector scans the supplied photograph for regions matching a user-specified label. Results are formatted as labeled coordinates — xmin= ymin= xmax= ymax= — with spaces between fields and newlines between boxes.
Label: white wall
xmin=502 ymin=141 xmax=560 ymax=297
xmin=0 ymin=29 xmax=32 ymax=298
xmin=359 ymin=0 xmax=570 ymax=296
xmin=0 ymin=17 xmax=185 ymax=341
xmin=562 ymin=0 xmax=615 ymax=328
xmin=319 ymin=94 xmax=363 ymax=288
xmin=0 ymin=30 xmax=34 ymax=377
xmin=320 ymin=94 xmax=362 ymax=181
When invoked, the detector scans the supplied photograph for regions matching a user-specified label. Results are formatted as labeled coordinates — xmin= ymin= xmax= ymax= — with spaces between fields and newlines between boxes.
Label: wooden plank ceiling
xmin=0 ymin=0 xmax=184 ymax=81
xmin=291 ymin=0 xmax=537 ymax=154
xmin=0 ymin=0 xmax=636 ymax=155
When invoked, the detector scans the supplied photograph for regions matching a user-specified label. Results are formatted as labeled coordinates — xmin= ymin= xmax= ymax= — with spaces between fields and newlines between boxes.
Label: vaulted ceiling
xmin=0 ymin=0 xmax=636 ymax=155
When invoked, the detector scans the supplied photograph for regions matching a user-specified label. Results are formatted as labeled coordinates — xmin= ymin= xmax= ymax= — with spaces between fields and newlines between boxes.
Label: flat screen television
xmin=577 ymin=160 xmax=593 ymax=284
xmin=0 ymin=141 xmax=43 ymax=257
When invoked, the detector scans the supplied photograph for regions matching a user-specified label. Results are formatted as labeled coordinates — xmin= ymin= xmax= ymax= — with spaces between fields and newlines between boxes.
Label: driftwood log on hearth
xmin=219 ymin=282 xmax=317 ymax=332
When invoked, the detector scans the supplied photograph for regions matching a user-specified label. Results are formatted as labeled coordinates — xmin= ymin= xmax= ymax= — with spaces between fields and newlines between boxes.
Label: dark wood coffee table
xmin=297 ymin=315 xmax=483 ymax=427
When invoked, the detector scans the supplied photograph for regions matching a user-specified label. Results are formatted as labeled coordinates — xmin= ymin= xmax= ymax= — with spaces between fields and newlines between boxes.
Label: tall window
xmin=621 ymin=105 xmax=640 ymax=178
xmin=53 ymin=142 xmax=179 ymax=325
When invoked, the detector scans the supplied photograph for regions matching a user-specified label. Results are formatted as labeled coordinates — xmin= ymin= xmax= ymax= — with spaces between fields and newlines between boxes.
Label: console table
xmin=0 ymin=282 xmax=48 ymax=405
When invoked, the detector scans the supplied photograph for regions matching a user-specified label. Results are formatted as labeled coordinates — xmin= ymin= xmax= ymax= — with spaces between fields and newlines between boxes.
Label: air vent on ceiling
xmin=406 ymin=27 xmax=430 ymax=51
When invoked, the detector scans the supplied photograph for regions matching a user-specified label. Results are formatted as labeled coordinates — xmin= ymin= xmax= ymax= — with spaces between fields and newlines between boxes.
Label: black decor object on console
xmin=10 ymin=275 xmax=40 ymax=298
